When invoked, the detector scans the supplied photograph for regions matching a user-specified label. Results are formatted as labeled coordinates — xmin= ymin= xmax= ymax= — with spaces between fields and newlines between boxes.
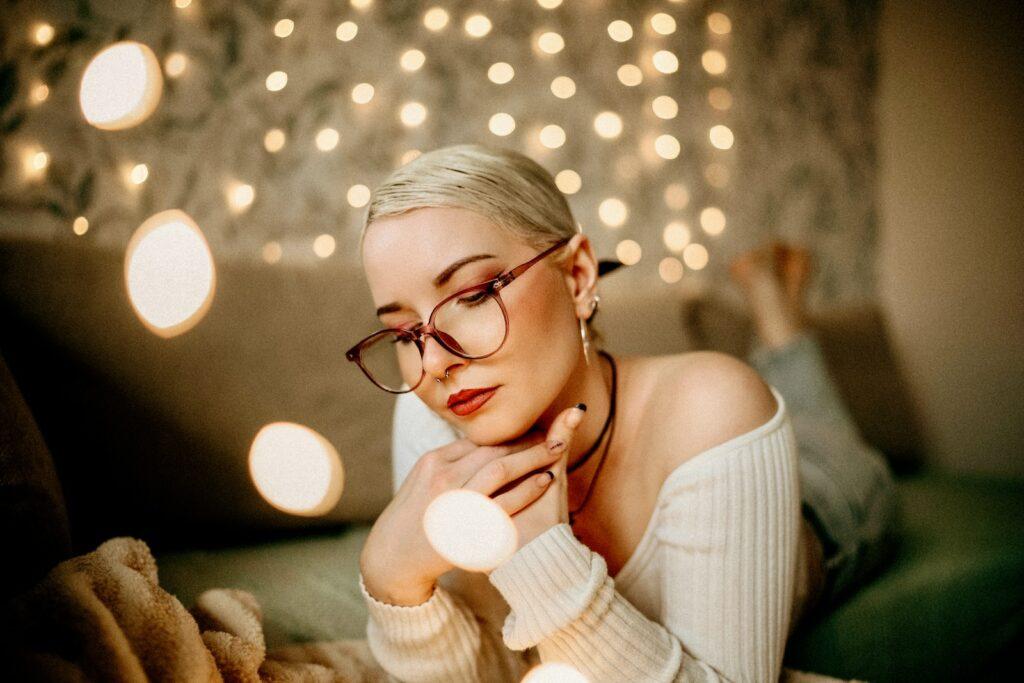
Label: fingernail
xmin=547 ymin=439 xmax=565 ymax=453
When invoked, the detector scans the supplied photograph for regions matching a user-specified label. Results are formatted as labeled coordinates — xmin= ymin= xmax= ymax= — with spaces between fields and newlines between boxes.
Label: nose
xmin=420 ymin=333 xmax=464 ymax=383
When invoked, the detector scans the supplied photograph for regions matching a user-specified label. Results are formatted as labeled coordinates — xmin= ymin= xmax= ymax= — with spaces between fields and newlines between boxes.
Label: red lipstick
xmin=447 ymin=386 xmax=499 ymax=416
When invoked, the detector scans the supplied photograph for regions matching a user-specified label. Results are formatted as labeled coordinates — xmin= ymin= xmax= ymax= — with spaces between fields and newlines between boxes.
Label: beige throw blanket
xmin=2 ymin=536 xmax=857 ymax=682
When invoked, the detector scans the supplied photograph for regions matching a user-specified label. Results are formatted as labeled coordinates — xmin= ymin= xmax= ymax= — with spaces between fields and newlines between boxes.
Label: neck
xmin=535 ymin=348 xmax=614 ymax=474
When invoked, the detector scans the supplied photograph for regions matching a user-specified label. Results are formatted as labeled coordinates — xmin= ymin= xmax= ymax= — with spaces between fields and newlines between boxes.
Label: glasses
xmin=347 ymin=237 xmax=571 ymax=393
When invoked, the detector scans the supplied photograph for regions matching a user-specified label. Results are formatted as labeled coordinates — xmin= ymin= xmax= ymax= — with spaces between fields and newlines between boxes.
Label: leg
xmin=731 ymin=243 xmax=901 ymax=611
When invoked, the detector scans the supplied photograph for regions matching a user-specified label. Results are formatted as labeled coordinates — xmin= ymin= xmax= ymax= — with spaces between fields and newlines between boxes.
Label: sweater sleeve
xmin=361 ymin=392 xmax=531 ymax=682
xmin=486 ymin=416 xmax=801 ymax=682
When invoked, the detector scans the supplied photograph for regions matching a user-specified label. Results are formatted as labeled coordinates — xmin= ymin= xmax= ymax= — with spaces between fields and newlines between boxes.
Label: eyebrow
xmin=375 ymin=253 xmax=497 ymax=317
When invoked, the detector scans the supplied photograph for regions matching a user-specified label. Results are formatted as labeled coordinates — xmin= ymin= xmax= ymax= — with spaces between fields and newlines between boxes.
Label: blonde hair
xmin=360 ymin=143 xmax=604 ymax=343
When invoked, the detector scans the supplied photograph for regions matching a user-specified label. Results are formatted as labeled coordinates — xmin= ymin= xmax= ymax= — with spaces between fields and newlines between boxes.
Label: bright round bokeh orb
xmin=249 ymin=422 xmax=345 ymax=516
xmin=423 ymin=489 xmax=518 ymax=571
xmin=124 ymin=210 xmax=215 ymax=338
xmin=522 ymin=662 xmax=590 ymax=682
xmin=80 ymin=41 xmax=164 ymax=130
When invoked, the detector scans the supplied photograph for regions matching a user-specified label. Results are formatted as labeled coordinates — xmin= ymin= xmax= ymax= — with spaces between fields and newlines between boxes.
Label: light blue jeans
xmin=747 ymin=330 xmax=901 ymax=609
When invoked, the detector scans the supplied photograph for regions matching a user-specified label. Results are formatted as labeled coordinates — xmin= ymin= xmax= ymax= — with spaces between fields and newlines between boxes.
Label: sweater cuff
xmin=487 ymin=523 xmax=607 ymax=650
xmin=359 ymin=572 xmax=461 ymax=643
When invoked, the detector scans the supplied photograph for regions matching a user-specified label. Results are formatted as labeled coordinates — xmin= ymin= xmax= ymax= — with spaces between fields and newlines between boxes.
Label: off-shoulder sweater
xmin=359 ymin=384 xmax=800 ymax=682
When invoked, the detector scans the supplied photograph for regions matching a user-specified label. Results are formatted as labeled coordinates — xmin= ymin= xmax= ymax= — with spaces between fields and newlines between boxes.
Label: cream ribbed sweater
xmin=360 ymin=384 xmax=800 ymax=682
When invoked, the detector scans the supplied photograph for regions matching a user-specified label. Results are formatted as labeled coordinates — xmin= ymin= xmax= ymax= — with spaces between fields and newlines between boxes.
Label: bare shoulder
xmin=640 ymin=350 xmax=780 ymax=479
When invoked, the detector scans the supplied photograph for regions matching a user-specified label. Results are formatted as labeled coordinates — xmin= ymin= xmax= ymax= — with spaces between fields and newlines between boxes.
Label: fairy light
xmin=79 ymin=42 xmax=164 ymax=130
xmin=164 ymin=52 xmax=187 ymax=78
xmin=488 ymin=62 xmax=515 ymax=84
xmin=29 ymin=83 xmax=49 ymax=105
xmin=347 ymin=184 xmax=371 ymax=207
xmin=607 ymin=20 xmax=633 ymax=42
xmin=423 ymin=7 xmax=449 ymax=31
xmin=400 ymin=101 xmax=427 ymax=127
xmin=555 ymin=169 xmax=582 ymax=194
xmin=550 ymin=76 xmax=575 ymax=98
xmin=129 ymin=163 xmax=149 ymax=185
xmin=700 ymin=207 xmax=726 ymax=235
xmin=423 ymin=489 xmax=518 ymax=571
xmin=539 ymin=124 xmax=566 ymax=149
xmin=708 ymin=87 xmax=733 ymax=111
xmin=663 ymin=221 xmax=691 ymax=252
xmin=617 ymin=64 xmax=643 ymax=87
xmin=708 ymin=12 xmax=732 ymax=35
xmin=315 ymin=127 xmax=339 ymax=152
xmin=664 ymin=183 xmax=690 ymax=209
xmin=336 ymin=22 xmax=358 ymax=42
xmin=709 ymin=124 xmax=734 ymax=150
xmin=488 ymin=112 xmax=516 ymax=136
xmin=400 ymin=49 xmax=425 ymax=71
xmin=33 ymin=23 xmax=55 ymax=46
xmin=264 ymin=128 xmax=286 ymax=153
xmin=227 ymin=181 xmax=255 ymax=214
xmin=265 ymin=70 xmax=288 ymax=91
xmin=174 ymin=0 xmax=192 ymax=8
xmin=313 ymin=234 xmax=336 ymax=258
xmin=274 ymin=19 xmax=294 ymax=38
xmin=594 ymin=112 xmax=623 ymax=139
xmin=262 ymin=241 xmax=282 ymax=264
xmin=464 ymin=14 xmax=492 ymax=38
xmin=683 ymin=243 xmax=709 ymax=270
xmin=350 ymin=0 xmax=374 ymax=10
xmin=70 ymin=216 xmax=89 ymax=235
xmin=24 ymin=149 xmax=49 ymax=179
xmin=616 ymin=239 xmax=642 ymax=265
xmin=352 ymin=82 xmax=375 ymax=104
xmin=659 ymin=257 xmax=684 ymax=283
xmin=537 ymin=32 xmax=565 ymax=54
xmin=598 ymin=198 xmax=628 ymax=228
xmin=654 ymin=134 xmax=681 ymax=159
xmin=650 ymin=13 xmax=677 ymax=35
xmin=652 ymin=95 xmax=678 ymax=119
xmin=537 ymin=0 xmax=563 ymax=9
xmin=702 ymin=50 xmax=727 ymax=75
xmin=652 ymin=50 xmax=679 ymax=74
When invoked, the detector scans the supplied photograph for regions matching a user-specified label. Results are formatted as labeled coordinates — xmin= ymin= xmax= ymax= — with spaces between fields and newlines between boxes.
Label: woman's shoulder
xmin=627 ymin=350 xmax=781 ymax=481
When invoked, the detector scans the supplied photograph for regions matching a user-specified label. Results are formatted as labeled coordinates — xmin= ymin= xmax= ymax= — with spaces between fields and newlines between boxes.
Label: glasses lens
xmin=360 ymin=330 xmax=424 ymax=392
xmin=433 ymin=289 xmax=506 ymax=357
xmin=359 ymin=291 xmax=506 ymax=392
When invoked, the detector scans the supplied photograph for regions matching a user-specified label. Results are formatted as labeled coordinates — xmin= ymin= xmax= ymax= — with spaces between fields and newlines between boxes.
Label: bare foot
xmin=729 ymin=244 xmax=806 ymax=350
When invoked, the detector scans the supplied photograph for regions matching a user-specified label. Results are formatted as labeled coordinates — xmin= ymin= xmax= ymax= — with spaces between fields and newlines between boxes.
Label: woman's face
xmin=361 ymin=206 xmax=595 ymax=446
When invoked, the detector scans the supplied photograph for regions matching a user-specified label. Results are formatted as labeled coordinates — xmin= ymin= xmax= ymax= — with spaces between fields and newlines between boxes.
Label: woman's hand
xmin=360 ymin=424 xmax=568 ymax=607
xmin=502 ymin=404 xmax=586 ymax=555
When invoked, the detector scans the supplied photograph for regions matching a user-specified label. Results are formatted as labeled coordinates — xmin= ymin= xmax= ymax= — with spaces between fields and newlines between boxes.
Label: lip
xmin=447 ymin=386 xmax=499 ymax=416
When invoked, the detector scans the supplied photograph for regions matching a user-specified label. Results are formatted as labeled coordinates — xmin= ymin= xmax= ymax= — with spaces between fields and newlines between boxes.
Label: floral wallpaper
xmin=0 ymin=0 xmax=879 ymax=307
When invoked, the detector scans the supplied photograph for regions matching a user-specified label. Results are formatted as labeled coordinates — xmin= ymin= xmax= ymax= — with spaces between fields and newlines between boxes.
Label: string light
xmin=265 ymin=70 xmax=288 ymax=91
xmin=400 ymin=101 xmax=427 ymax=127
xmin=80 ymin=42 xmax=163 ymax=130
xmin=73 ymin=216 xmax=89 ymax=235
xmin=488 ymin=62 xmax=515 ymax=84
xmin=23 ymin=148 xmax=49 ymax=179
xmin=598 ymin=198 xmax=628 ymax=227
xmin=594 ymin=111 xmax=623 ymax=139
xmin=174 ymin=0 xmax=192 ymax=9
xmin=264 ymin=128 xmax=286 ymax=152
xmin=607 ymin=20 xmax=633 ymax=42
xmin=464 ymin=14 xmax=492 ymax=38
xmin=29 ymin=83 xmax=49 ymax=105
xmin=659 ymin=257 xmax=684 ymax=283
xmin=164 ymin=52 xmax=187 ymax=78
xmin=700 ymin=207 xmax=726 ymax=234
xmin=227 ymin=181 xmax=255 ymax=213
xmin=351 ymin=82 xmax=374 ymax=103
xmin=617 ymin=64 xmax=643 ymax=86
xmin=650 ymin=13 xmax=677 ymax=35
xmin=129 ymin=163 xmax=149 ymax=185
xmin=400 ymin=49 xmax=425 ymax=71
xmin=336 ymin=22 xmax=358 ymax=42
xmin=539 ymin=124 xmax=566 ymax=148
xmin=702 ymin=49 xmax=728 ymax=75
xmin=313 ymin=234 xmax=336 ymax=258
xmin=537 ymin=0 xmax=563 ymax=9
xmin=683 ymin=243 xmax=709 ymax=270
xmin=315 ymin=128 xmax=339 ymax=152
xmin=248 ymin=422 xmax=344 ymax=516
xmin=537 ymin=32 xmax=565 ymax=54
xmin=555 ymin=169 xmax=582 ymax=194
xmin=652 ymin=50 xmax=679 ymax=74
xmin=33 ymin=23 xmax=55 ymax=46
xmin=652 ymin=95 xmax=678 ymax=119
xmin=347 ymin=184 xmax=371 ymax=207
xmin=654 ymin=134 xmax=681 ymax=159
xmin=708 ymin=87 xmax=733 ymax=110
xmin=663 ymin=221 xmax=691 ymax=252
xmin=708 ymin=12 xmax=733 ymax=35
xmin=616 ymin=239 xmax=642 ymax=265
xmin=423 ymin=7 xmax=449 ymax=31
xmin=488 ymin=112 xmax=516 ymax=136
xmin=550 ymin=76 xmax=575 ymax=98
xmin=709 ymin=124 xmax=734 ymax=150
xmin=350 ymin=0 xmax=374 ymax=11
xmin=274 ymin=19 xmax=294 ymax=38
xmin=423 ymin=489 xmax=518 ymax=571
xmin=664 ymin=183 xmax=690 ymax=209
xmin=262 ymin=241 xmax=282 ymax=264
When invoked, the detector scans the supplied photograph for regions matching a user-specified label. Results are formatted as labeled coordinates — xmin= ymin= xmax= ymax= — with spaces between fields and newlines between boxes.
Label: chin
xmin=442 ymin=396 xmax=541 ymax=446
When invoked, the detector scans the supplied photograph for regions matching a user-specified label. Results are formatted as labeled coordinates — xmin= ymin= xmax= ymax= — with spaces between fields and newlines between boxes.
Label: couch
xmin=2 ymin=238 xmax=1022 ymax=681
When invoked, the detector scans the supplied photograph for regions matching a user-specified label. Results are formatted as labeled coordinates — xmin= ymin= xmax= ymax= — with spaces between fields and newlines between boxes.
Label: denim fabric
xmin=747 ymin=330 xmax=902 ymax=608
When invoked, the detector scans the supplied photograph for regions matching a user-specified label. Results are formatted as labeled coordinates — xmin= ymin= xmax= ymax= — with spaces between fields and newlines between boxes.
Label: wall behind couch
xmin=876 ymin=0 xmax=1024 ymax=478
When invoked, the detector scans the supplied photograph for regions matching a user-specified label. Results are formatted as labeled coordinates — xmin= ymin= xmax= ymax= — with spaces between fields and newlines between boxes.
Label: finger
xmin=433 ymin=437 xmax=480 ymax=462
xmin=544 ymin=403 xmax=587 ymax=465
xmin=461 ymin=436 xmax=564 ymax=495
xmin=491 ymin=470 xmax=555 ymax=515
xmin=448 ymin=429 xmax=547 ymax=480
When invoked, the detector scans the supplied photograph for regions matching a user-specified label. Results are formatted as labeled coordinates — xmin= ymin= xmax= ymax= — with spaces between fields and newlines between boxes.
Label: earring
xmin=579 ymin=316 xmax=591 ymax=366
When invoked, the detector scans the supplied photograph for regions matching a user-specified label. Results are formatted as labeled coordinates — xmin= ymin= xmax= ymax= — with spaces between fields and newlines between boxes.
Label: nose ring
xmin=435 ymin=367 xmax=450 ymax=384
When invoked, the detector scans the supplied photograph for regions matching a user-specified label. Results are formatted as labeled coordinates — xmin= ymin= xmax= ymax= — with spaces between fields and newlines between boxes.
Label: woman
xmin=348 ymin=143 xmax=899 ymax=682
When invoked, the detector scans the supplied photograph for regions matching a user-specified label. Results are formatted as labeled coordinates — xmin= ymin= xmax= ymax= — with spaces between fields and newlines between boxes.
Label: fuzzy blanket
xmin=1 ymin=536 xmax=858 ymax=682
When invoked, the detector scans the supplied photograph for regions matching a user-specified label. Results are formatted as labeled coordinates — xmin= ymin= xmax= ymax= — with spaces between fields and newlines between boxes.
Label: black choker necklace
xmin=568 ymin=349 xmax=617 ymax=525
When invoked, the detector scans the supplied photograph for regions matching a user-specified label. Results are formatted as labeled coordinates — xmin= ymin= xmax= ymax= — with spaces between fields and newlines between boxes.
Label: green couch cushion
xmin=785 ymin=471 xmax=1024 ymax=681
xmin=158 ymin=471 xmax=1024 ymax=680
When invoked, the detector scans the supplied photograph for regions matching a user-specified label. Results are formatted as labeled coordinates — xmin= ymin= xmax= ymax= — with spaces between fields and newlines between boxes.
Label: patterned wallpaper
xmin=0 ymin=0 xmax=879 ymax=307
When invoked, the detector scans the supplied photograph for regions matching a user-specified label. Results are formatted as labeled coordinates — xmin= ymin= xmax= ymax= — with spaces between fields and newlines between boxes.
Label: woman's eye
xmin=458 ymin=290 xmax=489 ymax=306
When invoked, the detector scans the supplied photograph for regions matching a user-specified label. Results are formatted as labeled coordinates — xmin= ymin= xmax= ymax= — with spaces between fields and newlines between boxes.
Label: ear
xmin=560 ymin=233 xmax=599 ymax=320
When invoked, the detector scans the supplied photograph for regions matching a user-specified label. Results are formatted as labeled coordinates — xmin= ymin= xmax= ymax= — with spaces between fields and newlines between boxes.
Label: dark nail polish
xmin=575 ymin=402 xmax=587 ymax=411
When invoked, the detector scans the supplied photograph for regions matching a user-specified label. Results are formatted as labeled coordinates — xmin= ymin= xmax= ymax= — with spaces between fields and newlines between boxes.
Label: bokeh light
xmin=352 ymin=82 xmax=375 ymax=103
xmin=401 ymin=49 xmax=425 ymax=71
xmin=423 ymin=7 xmax=449 ymax=31
xmin=708 ymin=12 xmax=733 ymax=35
xmin=683 ymin=242 xmax=710 ymax=270
xmin=599 ymin=198 xmax=628 ymax=227
xmin=422 ymin=489 xmax=518 ymax=571
xmin=702 ymin=49 xmax=728 ymax=75
xmin=652 ymin=95 xmax=678 ymax=119
xmin=617 ymin=64 xmax=643 ymax=86
xmin=608 ymin=20 xmax=633 ymax=42
xmin=227 ymin=181 xmax=255 ymax=213
xmin=700 ymin=207 xmax=727 ymax=235
xmin=663 ymin=221 xmax=691 ymax=252
xmin=80 ymin=42 xmax=164 ymax=130
xmin=264 ymin=128 xmax=286 ymax=153
xmin=274 ymin=19 xmax=294 ymax=38
xmin=616 ymin=239 xmax=642 ymax=265
xmin=400 ymin=101 xmax=428 ymax=127
xmin=315 ymin=127 xmax=340 ymax=152
xmin=594 ymin=111 xmax=623 ymax=139
xmin=336 ymin=22 xmax=358 ymax=42
xmin=465 ymin=14 xmax=492 ymax=38
xmin=124 ymin=209 xmax=215 ymax=338
xmin=550 ymin=76 xmax=576 ymax=98
xmin=539 ymin=124 xmax=566 ymax=148
xmin=522 ymin=662 xmax=590 ymax=683
xmin=249 ymin=422 xmax=345 ymax=516
xmin=265 ymin=70 xmax=288 ymax=91
xmin=313 ymin=233 xmax=336 ymax=258
xmin=709 ymin=124 xmax=735 ymax=150
xmin=664 ymin=183 xmax=690 ymax=209
xmin=555 ymin=169 xmax=582 ymax=194
xmin=488 ymin=62 xmax=515 ymax=84
xmin=659 ymin=257 xmax=684 ymax=283
xmin=73 ymin=216 xmax=89 ymax=235
xmin=489 ymin=112 xmax=516 ymax=136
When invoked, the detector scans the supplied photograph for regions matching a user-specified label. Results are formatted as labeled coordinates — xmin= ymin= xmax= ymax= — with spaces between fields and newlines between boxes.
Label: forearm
xmin=360 ymin=573 xmax=525 ymax=682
